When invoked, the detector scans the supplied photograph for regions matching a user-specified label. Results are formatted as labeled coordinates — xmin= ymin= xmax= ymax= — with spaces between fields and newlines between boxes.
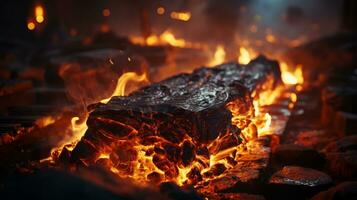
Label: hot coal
xmin=70 ymin=56 xmax=280 ymax=182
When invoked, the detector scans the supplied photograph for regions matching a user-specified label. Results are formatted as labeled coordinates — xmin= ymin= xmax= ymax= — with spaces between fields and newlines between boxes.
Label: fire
xmin=101 ymin=72 xmax=148 ymax=104
xmin=208 ymin=45 xmax=226 ymax=66
xmin=160 ymin=31 xmax=186 ymax=47
xmin=280 ymin=62 xmax=304 ymax=85
xmin=238 ymin=47 xmax=251 ymax=65
xmin=35 ymin=5 xmax=45 ymax=23
xmin=144 ymin=31 xmax=186 ymax=47
xmin=170 ymin=11 xmax=191 ymax=21
xmin=35 ymin=116 xmax=56 ymax=127
xmin=46 ymin=114 xmax=89 ymax=162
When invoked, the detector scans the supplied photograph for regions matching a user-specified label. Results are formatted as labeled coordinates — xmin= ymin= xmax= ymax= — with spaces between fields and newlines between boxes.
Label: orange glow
xmin=27 ymin=22 xmax=35 ymax=30
xmin=280 ymin=62 xmax=304 ymax=85
xmin=35 ymin=5 xmax=45 ymax=23
xmin=159 ymin=30 xmax=186 ymax=47
xmin=170 ymin=11 xmax=191 ymax=21
xmin=157 ymin=7 xmax=165 ymax=15
xmin=266 ymin=34 xmax=276 ymax=43
xmin=48 ymin=114 xmax=89 ymax=162
xmin=208 ymin=45 xmax=226 ymax=66
xmin=35 ymin=116 xmax=56 ymax=127
xmin=101 ymin=72 xmax=148 ymax=104
xmin=102 ymin=8 xmax=111 ymax=17
xmin=250 ymin=25 xmax=258 ymax=33
xmin=238 ymin=47 xmax=251 ymax=65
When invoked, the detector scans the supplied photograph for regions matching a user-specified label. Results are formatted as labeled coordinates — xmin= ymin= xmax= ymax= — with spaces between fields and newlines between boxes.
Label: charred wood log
xmin=70 ymin=56 xmax=280 ymax=181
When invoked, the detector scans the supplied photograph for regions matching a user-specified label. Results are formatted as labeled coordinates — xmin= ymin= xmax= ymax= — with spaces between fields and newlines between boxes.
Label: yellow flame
xmin=209 ymin=45 xmax=226 ymax=66
xmin=35 ymin=116 xmax=56 ymax=127
xmin=101 ymin=72 xmax=148 ymax=104
xmin=238 ymin=47 xmax=251 ymax=65
xmin=159 ymin=31 xmax=186 ymax=47
xmin=35 ymin=5 xmax=45 ymax=23
xmin=280 ymin=62 xmax=304 ymax=85
xmin=170 ymin=11 xmax=191 ymax=21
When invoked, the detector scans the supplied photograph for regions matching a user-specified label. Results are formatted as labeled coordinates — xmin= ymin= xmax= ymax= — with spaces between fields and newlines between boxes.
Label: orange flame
xmin=208 ymin=45 xmax=226 ymax=66
xmin=35 ymin=5 xmax=45 ymax=23
xmin=238 ymin=47 xmax=251 ymax=65
xmin=101 ymin=72 xmax=148 ymax=104
xmin=280 ymin=62 xmax=304 ymax=85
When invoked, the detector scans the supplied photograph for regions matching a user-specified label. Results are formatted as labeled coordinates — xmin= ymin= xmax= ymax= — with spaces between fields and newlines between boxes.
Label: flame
xmin=208 ymin=45 xmax=226 ymax=66
xmin=35 ymin=116 xmax=56 ymax=127
xmin=238 ymin=47 xmax=251 ymax=65
xmin=280 ymin=62 xmax=304 ymax=85
xmin=35 ymin=5 xmax=45 ymax=23
xmin=160 ymin=31 xmax=186 ymax=47
xmin=101 ymin=72 xmax=148 ymax=104
xmin=170 ymin=11 xmax=191 ymax=21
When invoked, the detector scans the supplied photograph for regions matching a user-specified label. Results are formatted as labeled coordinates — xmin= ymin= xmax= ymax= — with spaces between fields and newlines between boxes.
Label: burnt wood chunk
xmin=71 ymin=56 xmax=280 ymax=165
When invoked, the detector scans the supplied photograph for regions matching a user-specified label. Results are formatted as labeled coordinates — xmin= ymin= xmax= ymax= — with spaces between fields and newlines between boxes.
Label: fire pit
xmin=0 ymin=1 xmax=357 ymax=200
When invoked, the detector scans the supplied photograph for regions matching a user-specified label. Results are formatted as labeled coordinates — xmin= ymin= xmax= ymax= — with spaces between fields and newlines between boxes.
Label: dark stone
xmin=159 ymin=182 xmax=202 ymax=200
xmin=295 ymin=130 xmax=336 ymax=150
xmin=273 ymin=144 xmax=326 ymax=169
xmin=325 ymin=151 xmax=357 ymax=180
xmin=324 ymin=135 xmax=357 ymax=153
xmin=334 ymin=112 xmax=357 ymax=137
xmin=311 ymin=182 xmax=357 ymax=200
xmin=267 ymin=166 xmax=332 ymax=199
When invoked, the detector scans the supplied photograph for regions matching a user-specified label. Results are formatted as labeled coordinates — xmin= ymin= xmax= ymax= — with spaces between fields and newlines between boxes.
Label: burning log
xmin=70 ymin=56 xmax=281 ymax=184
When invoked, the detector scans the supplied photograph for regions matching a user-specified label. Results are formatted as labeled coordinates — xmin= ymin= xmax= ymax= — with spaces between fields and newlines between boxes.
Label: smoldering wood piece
xmin=71 ymin=56 xmax=280 ymax=165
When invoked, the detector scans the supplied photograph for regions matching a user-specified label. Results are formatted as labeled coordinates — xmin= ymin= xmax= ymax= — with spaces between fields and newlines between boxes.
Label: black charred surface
xmin=71 ymin=56 xmax=280 ymax=163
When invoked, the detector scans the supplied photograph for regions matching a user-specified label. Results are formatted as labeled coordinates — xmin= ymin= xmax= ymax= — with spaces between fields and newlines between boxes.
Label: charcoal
xmin=71 ymin=56 xmax=280 ymax=180
xmin=273 ymin=144 xmax=326 ymax=169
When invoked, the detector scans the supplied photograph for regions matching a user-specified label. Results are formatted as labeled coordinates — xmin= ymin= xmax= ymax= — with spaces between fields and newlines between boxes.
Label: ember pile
xmin=1 ymin=1 xmax=357 ymax=200
xmin=65 ymin=56 xmax=280 ymax=185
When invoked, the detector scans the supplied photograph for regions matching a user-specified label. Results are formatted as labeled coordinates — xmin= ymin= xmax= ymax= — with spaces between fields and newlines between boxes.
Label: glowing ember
xmin=101 ymin=72 xmax=148 ymax=104
xmin=102 ymin=8 xmax=111 ymax=17
xmin=238 ymin=47 xmax=251 ymax=65
xmin=170 ymin=11 xmax=191 ymax=21
xmin=27 ymin=22 xmax=35 ymax=31
xmin=157 ymin=7 xmax=165 ymax=15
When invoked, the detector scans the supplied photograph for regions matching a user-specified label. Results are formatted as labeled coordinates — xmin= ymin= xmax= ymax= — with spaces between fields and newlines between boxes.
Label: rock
xmin=324 ymin=135 xmax=357 ymax=153
xmin=321 ymin=86 xmax=357 ymax=129
xmin=273 ymin=144 xmax=325 ymax=169
xmin=295 ymin=130 xmax=336 ymax=150
xmin=325 ymin=151 xmax=357 ymax=180
xmin=268 ymin=166 xmax=332 ymax=199
xmin=334 ymin=112 xmax=357 ymax=137
xmin=311 ymin=182 xmax=357 ymax=200
xmin=159 ymin=182 xmax=202 ymax=200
